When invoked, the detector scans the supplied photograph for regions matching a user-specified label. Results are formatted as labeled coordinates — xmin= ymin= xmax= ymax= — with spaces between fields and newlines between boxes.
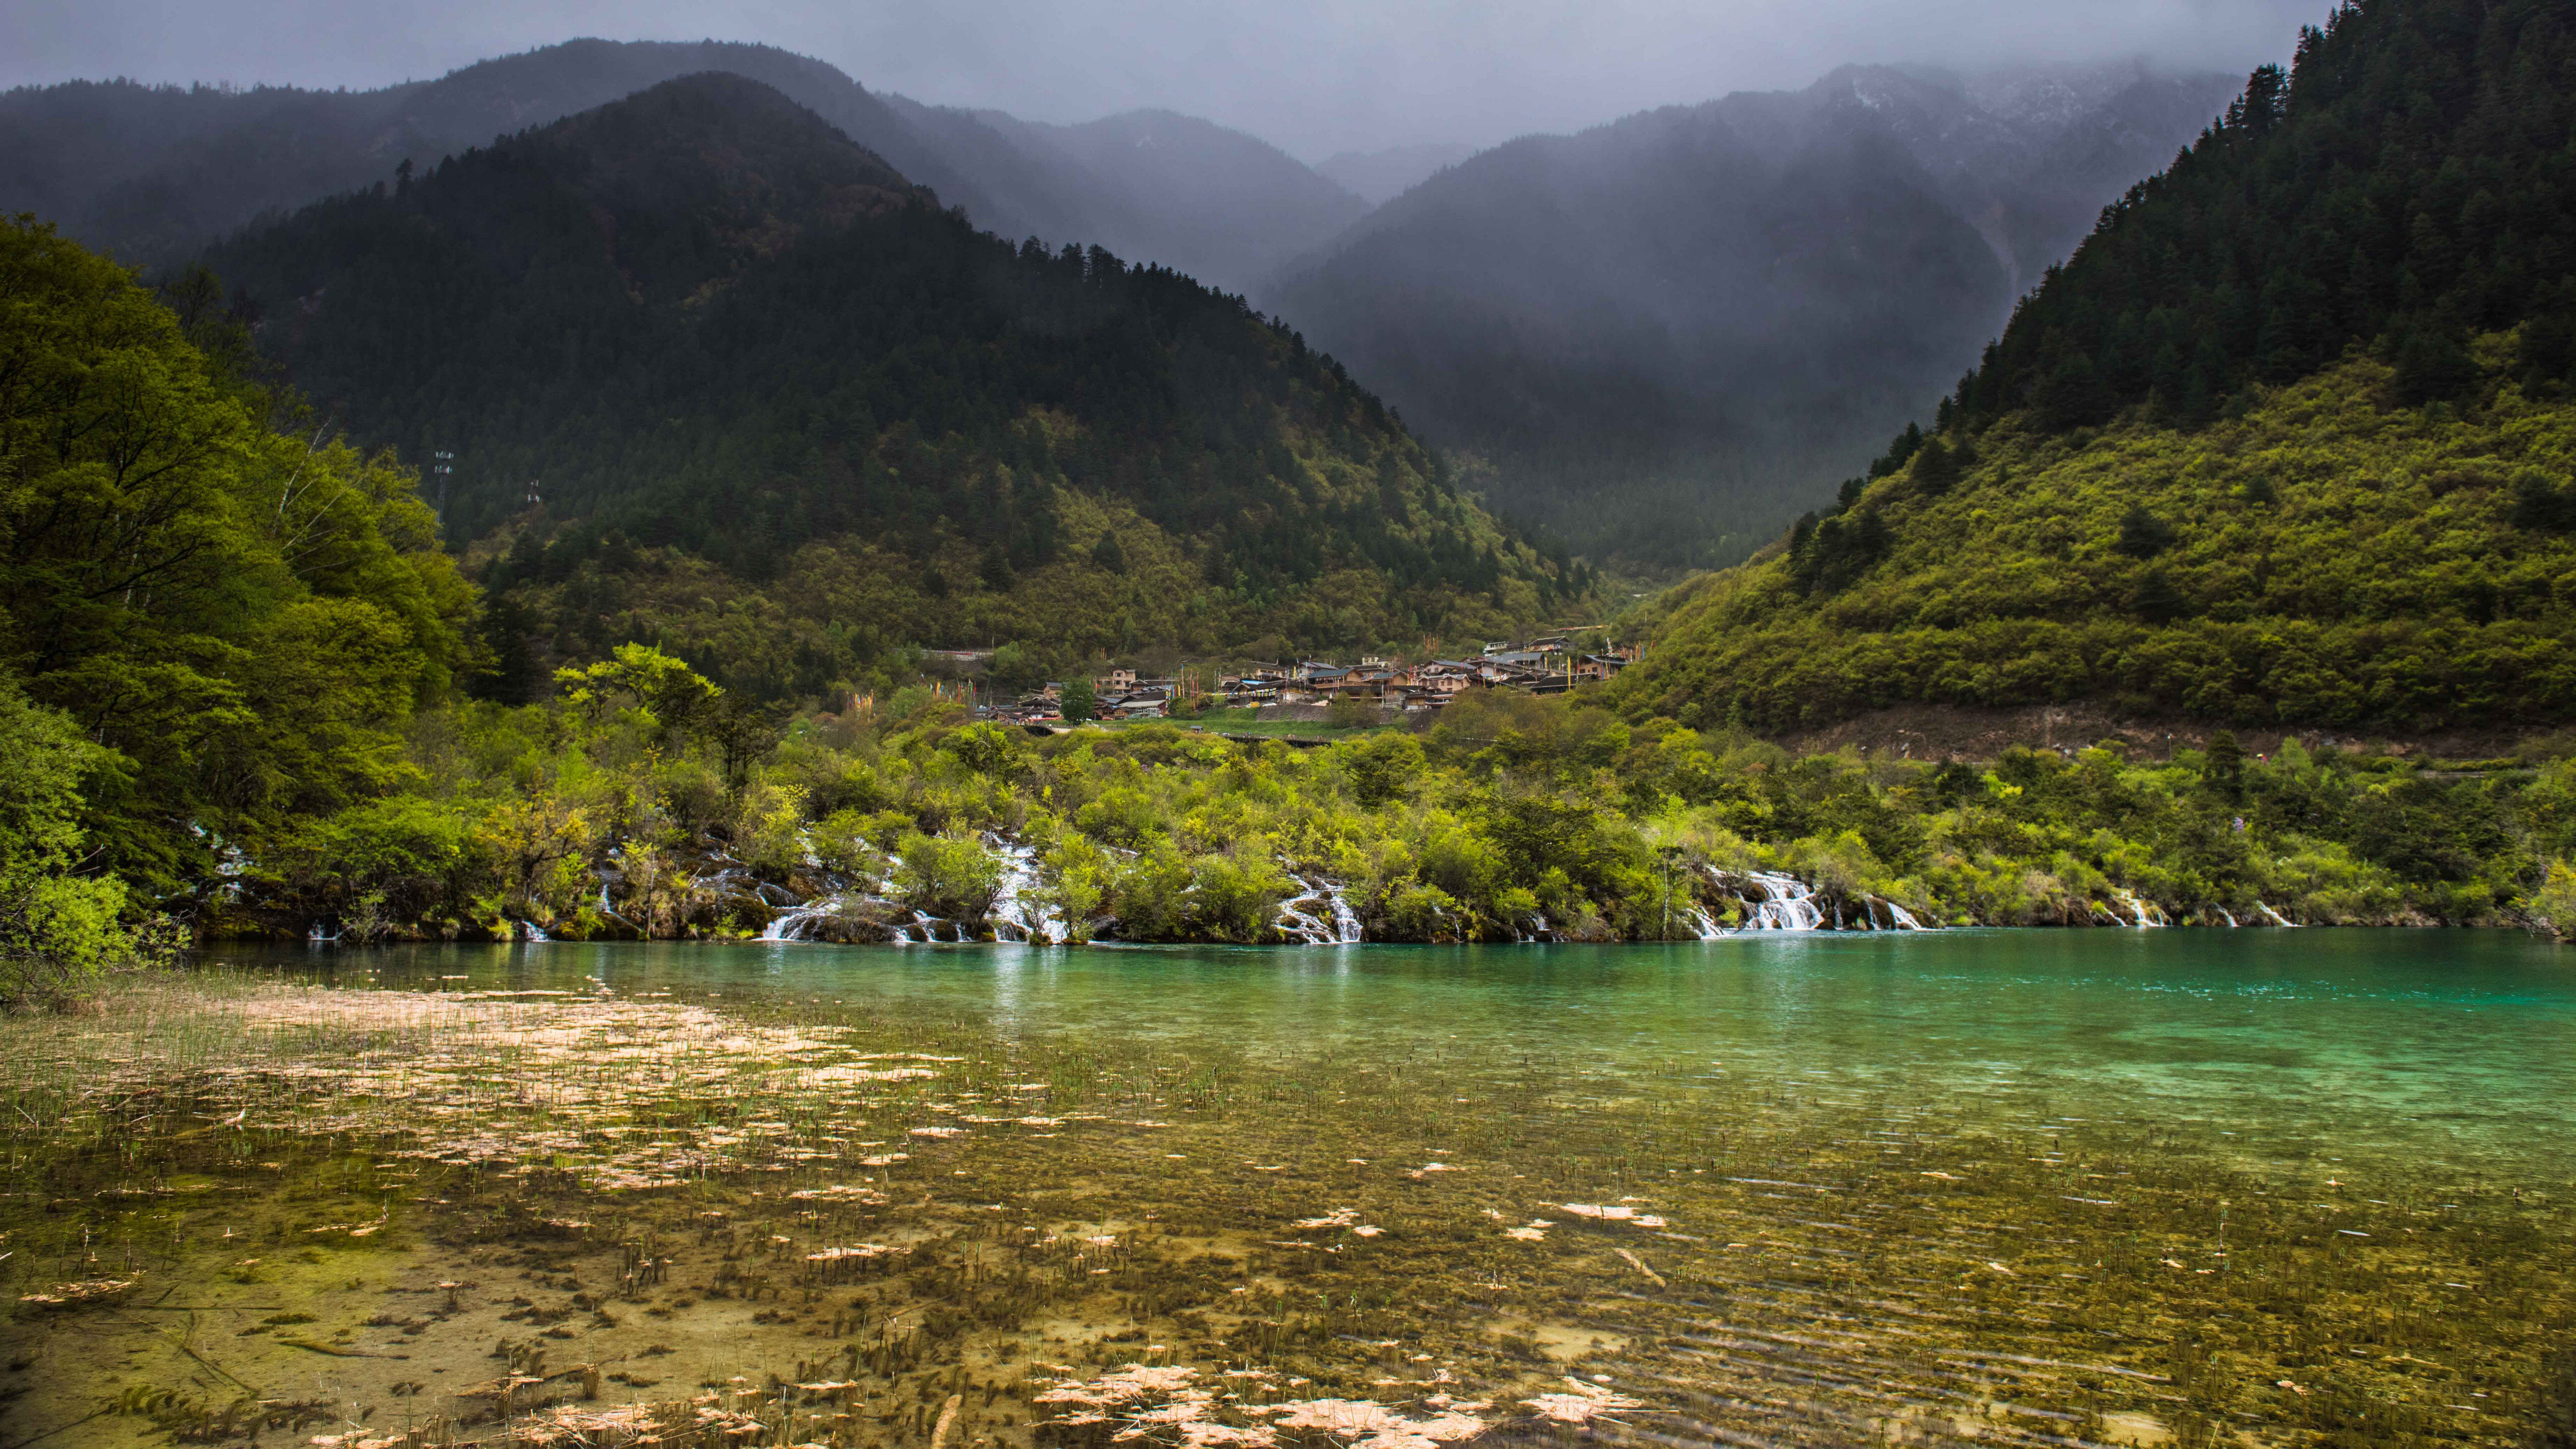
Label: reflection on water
xmin=1 ymin=932 xmax=2567 ymax=1447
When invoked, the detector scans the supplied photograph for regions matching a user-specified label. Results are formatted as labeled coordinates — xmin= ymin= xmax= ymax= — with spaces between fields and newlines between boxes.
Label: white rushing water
xmin=986 ymin=838 xmax=1066 ymax=944
xmin=2255 ymin=900 xmax=2301 ymax=927
xmin=759 ymin=898 xmax=843 ymax=943
xmin=1737 ymin=871 xmax=1826 ymax=931
xmin=2110 ymin=888 xmax=2168 ymax=928
xmin=1277 ymin=872 xmax=1365 ymax=945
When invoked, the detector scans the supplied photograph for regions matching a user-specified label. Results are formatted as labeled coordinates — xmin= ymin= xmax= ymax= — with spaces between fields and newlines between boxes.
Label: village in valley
xmin=972 ymin=633 xmax=1643 ymax=726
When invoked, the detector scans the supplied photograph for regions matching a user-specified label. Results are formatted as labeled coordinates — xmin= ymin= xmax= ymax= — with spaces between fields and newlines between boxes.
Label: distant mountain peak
xmin=1269 ymin=55 xmax=2239 ymax=572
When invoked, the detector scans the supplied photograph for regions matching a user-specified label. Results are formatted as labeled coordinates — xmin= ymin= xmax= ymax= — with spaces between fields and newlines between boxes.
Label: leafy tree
xmin=2203 ymin=732 xmax=2247 ymax=804
xmin=555 ymin=643 xmax=719 ymax=740
xmin=2514 ymin=475 xmax=2575 ymax=533
xmin=0 ymin=680 xmax=171 ymax=1007
xmin=2116 ymin=506 xmax=2176 ymax=558
xmin=896 ymin=830 xmax=1002 ymax=921
xmin=0 ymin=216 xmax=471 ymax=895
xmin=1061 ymin=677 xmax=1097 ymax=723
xmin=1342 ymin=731 xmax=1426 ymax=809
xmin=978 ymin=541 xmax=1017 ymax=592
xmin=2532 ymin=861 xmax=2576 ymax=945
xmin=1911 ymin=438 xmax=1960 ymax=495
xmin=2130 ymin=568 xmax=2191 ymax=623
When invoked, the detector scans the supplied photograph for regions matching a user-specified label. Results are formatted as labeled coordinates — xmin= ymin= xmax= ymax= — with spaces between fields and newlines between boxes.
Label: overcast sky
xmin=5 ymin=0 xmax=2331 ymax=160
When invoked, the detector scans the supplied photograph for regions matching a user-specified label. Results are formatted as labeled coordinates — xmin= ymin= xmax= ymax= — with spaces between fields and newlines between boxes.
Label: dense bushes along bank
xmin=195 ymin=654 xmax=2576 ymax=948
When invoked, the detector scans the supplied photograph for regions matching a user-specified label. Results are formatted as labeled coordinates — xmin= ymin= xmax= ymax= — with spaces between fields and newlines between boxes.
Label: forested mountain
xmin=198 ymin=74 xmax=1574 ymax=698
xmin=1269 ymin=63 xmax=2239 ymax=570
xmin=0 ymin=38 xmax=1367 ymax=294
xmin=0 ymin=41 xmax=977 ymax=265
xmin=1615 ymin=0 xmax=2576 ymax=738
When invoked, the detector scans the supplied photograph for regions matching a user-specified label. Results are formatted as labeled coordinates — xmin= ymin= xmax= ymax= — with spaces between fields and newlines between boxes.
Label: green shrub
xmin=0 ymin=681 xmax=174 ymax=1008
xmin=895 ymin=831 xmax=1003 ymax=922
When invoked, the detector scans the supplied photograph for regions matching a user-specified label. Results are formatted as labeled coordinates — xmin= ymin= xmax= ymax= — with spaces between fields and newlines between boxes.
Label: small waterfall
xmin=760 ymin=897 xmax=843 ymax=942
xmin=1738 ymin=871 xmax=1826 ymax=931
xmin=1327 ymin=883 xmax=1363 ymax=943
xmin=1277 ymin=873 xmax=1364 ymax=945
xmin=518 ymin=918 xmax=552 ymax=943
xmin=2110 ymin=888 xmax=2167 ymax=928
xmin=305 ymin=922 xmax=341 ymax=945
xmin=1878 ymin=898 xmax=1926 ymax=931
xmin=986 ymin=838 xmax=1065 ymax=944
xmin=2217 ymin=907 xmax=2239 ymax=928
xmin=2254 ymin=901 xmax=2299 ymax=927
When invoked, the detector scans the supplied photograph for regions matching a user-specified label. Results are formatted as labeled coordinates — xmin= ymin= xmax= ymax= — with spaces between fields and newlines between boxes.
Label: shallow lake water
xmin=2 ymin=931 xmax=2568 ymax=1448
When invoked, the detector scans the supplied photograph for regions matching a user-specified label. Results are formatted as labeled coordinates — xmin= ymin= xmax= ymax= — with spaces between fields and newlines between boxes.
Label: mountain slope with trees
xmin=1268 ymin=63 xmax=2239 ymax=571
xmin=197 ymin=74 xmax=1577 ymax=696
xmin=0 ymin=38 xmax=1371 ymax=298
xmin=1615 ymin=0 xmax=2576 ymax=739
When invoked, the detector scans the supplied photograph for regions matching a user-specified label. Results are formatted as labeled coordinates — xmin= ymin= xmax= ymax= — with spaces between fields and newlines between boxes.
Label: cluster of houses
xmin=990 ymin=636 xmax=1640 ymax=724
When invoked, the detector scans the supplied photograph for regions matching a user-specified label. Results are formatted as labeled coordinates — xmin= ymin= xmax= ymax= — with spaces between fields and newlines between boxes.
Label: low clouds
xmin=4 ymin=0 xmax=2330 ymax=157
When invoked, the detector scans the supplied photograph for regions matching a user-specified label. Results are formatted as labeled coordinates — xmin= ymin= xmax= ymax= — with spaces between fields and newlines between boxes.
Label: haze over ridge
xmin=9 ymin=0 xmax=2330 ymax=161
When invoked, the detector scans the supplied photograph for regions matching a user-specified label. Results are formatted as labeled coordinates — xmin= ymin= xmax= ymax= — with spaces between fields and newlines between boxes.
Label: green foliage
xmin=2115 ymin=506 xmax=2175 ymax=558
xmin=1323 ymin=693 xmax=1377 ymax=730
xmin=0 ymin=680 xmax=169 ymax=1007
xmin=0 ymin=215 xmax=471 ymax=895
xmin=2530 ymin=860 xmax=2576 ymax=944
xmin=266 ymin=796 xmax=470 ymax=942
xmin=895 ymin=831 xmax=1003 ymax=922
xmin=555 ymin=643 xmax=720 ymax=739
xmin=114 ymin=653 xmax=2576 ymax=944
xmin=1341 ymin=732 xmax=1426 ymax=809
xmin=1061 ymin=678 xmax=1098 ymax=725
xmin=1620 ymin=351 xmax=2576 ymax=733
xmin=2536 ymin=1345 xmax=2576 ymax=1449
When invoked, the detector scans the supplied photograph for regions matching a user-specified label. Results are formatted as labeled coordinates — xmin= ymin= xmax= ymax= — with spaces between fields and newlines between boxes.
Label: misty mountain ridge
xmin=1266 ymin=58 xmax=2239 ymax=571
xmin=1315 ymin=143 xmax=1479 ymax=206
xmin=198 ymin=72 xmax=1572 ymax=687
xmin=939 ymin=104 xmax=1371 ymax=292
xmin=0 ymin=37 xmax=1367 ymax=295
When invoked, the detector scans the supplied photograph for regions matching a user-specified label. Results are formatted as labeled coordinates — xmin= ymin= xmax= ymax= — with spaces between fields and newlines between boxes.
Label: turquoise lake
xmin=2 ymin=931 xmax=2567 ymax=1447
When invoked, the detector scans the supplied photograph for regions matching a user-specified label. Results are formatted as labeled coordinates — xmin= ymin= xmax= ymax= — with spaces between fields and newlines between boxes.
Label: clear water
xmin=3 ymin=932 xmax=2568 ymax=1447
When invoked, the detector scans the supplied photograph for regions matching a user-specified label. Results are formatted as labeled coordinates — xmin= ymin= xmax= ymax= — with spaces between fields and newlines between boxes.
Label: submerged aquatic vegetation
xmin=0 ymin=949 xmax=2568 ymax=1449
